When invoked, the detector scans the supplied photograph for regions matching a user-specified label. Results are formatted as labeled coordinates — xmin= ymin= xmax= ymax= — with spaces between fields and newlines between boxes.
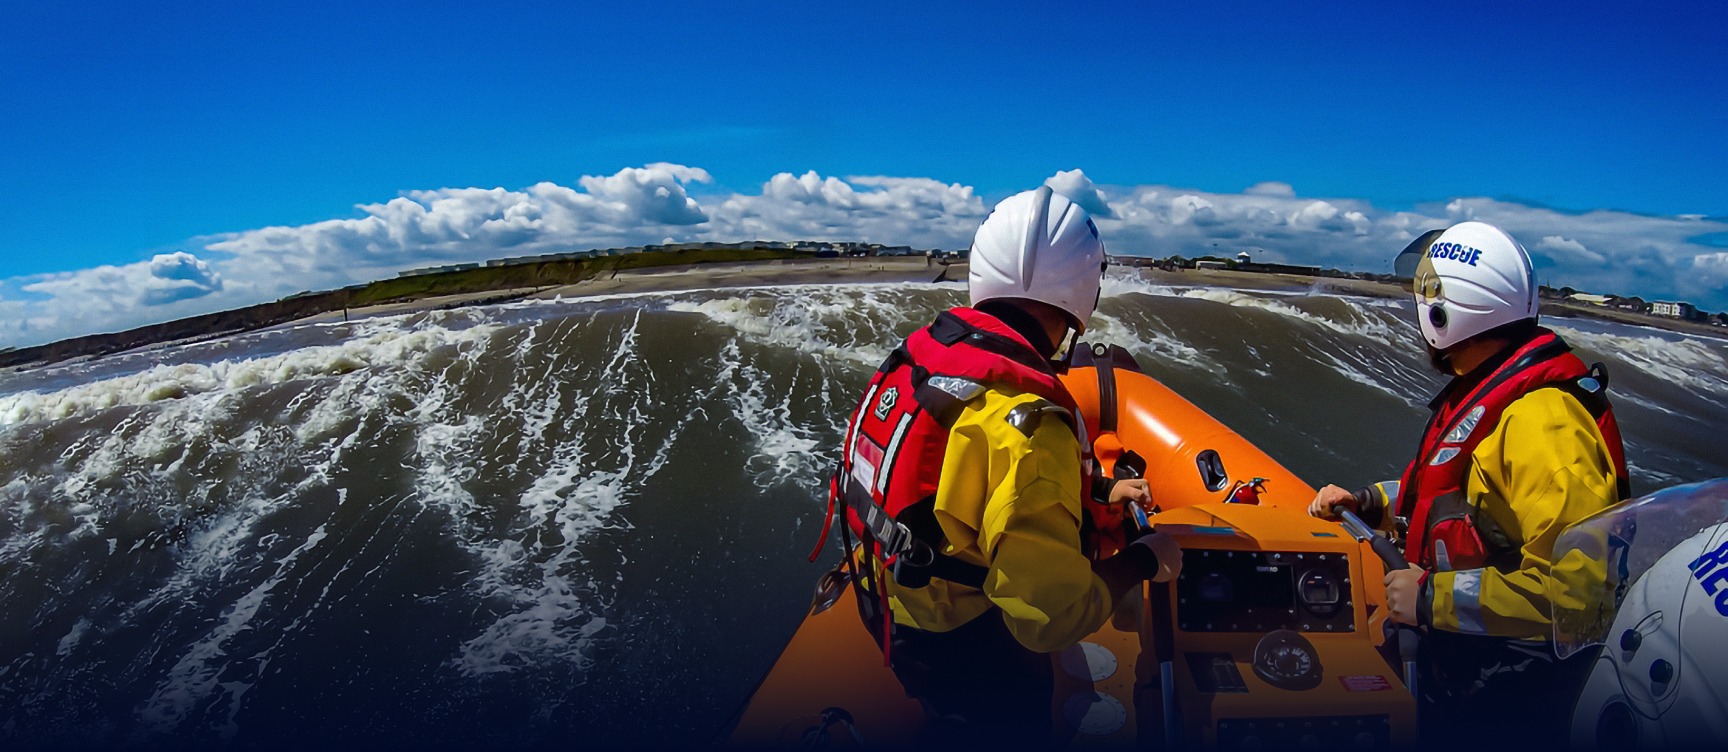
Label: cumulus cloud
xmin=1090 ymin=184 xmax=1728 ymax=308
xmin=8 ymin=252 xmax=225 ymax=341
xmin=576 ymin=162 xmax=710 ymax=224
xmin=1045 ymin=169 xmax=1115 ymax=218
xmin=1694 ymin=252 xmax=1728 ymax=275
xmin=703 ymin=172 xmax=986 ymax=250
xmin=2 ymin=163 xmax=1726 ymax=349
xmin=196 ymin=162 xmax=719 ymax=297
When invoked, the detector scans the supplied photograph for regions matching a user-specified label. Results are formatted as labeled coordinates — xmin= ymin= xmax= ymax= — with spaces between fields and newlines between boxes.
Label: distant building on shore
xmin=398 ymin=262 xmax=480 ymax=277
xmin=1568 ymin=293 xmax=1612 ymax=306
xmin=1651 ymin=301 xmax=1699 ymax=319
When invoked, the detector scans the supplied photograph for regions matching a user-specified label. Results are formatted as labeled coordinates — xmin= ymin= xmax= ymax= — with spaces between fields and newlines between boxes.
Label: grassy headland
xmin=0 ymin=246 xmax=817 ymax=370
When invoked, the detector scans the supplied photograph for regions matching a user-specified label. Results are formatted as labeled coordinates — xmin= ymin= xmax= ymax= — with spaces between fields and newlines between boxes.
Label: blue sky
xmin=2 ymin=1 xmax=1725 ymax=345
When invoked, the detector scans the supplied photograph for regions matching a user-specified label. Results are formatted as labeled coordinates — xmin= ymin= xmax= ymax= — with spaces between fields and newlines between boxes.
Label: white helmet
xmin=969 ymin=186 xmax=1106 ymax=332
xmin=1393 ymin=221 xmax=1538 ymax=351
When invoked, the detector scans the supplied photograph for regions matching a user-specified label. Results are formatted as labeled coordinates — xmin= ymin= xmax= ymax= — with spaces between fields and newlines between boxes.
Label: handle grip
xmin=1368 ymin=534 xmax=1409 ymax=571
xmin=1337 ymin=508 xmax=1410 ymax=570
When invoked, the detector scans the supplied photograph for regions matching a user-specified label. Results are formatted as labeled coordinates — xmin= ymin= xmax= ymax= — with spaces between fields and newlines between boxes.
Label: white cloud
xmin=1536 ymin=236 xmax=1606 ymax=266
xmin=1244 ymin=181 xmax=1296 ymax=198
xmin=2 ymin=164 xmax=1726 ymax=349
xmin=701 ymin=172 xmax=985 ymax=251
xmin=197 ymin=162 xmax=718 ymax=297
xmin=1045 ymin=169 xmax=1115 ymax=218
xmin=1694 ymin=252 xmax=1728 ymax=275
xmin=576 ymin=162 xmax=711 ymax=224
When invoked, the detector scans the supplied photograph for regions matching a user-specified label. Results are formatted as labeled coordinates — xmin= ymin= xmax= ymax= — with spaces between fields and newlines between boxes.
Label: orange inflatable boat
xmin=720 ymin=344 xmax=1416 ymax=749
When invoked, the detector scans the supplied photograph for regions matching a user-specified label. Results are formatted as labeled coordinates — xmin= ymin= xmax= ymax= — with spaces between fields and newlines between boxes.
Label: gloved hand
xmin=1126 ymin=530 xmax=1182 ymax=583
xmin=1308 ymin=484 xmax=1388 ymax=528
xmin=1095 ymin=530 xmax=1184 ymax=604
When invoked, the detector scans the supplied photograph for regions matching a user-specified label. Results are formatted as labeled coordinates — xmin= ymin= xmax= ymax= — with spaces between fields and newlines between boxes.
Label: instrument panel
xmin=1174 ymin=549 xmax=1355 ymax=634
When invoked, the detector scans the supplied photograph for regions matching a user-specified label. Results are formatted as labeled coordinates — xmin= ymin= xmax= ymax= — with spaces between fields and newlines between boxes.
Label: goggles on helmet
xmin=1393 ymin=228 xmax=1447 ymax=304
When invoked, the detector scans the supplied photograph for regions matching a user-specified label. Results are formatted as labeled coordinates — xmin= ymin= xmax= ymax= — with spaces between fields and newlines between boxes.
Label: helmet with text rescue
xmin=1393 ymin=221 xmax=1538 ymax=351
xmin=969 ymin=185 xmax=1107 ymax=335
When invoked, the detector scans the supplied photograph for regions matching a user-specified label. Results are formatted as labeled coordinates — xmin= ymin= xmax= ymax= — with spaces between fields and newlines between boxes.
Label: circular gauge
xmin=1297 ymin=568 xmax=1343 ymax=618
xmin=1252 ymin=629 xmax=1324 ymax=691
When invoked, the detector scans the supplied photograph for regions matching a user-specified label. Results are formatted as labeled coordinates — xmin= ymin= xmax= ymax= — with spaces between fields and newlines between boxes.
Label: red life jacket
xmin=812 ymin=307 xmax=1085 ymax=590
xmin=1396 ymin=329 xmax=1630 ymax=572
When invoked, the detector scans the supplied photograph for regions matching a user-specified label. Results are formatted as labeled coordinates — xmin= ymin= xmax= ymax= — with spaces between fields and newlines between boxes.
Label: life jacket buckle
xmin=901 ymin=537 xmax=936 ymax=568
xmin=890 ymin=539 xmax=938 ymax=589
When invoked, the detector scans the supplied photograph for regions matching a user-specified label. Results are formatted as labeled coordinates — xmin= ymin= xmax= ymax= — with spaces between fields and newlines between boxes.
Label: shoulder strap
xmin=1539 ymin=362 xmax=1610 ymax=418
xmin=928 ymin=311 xmax=1055 ymax=374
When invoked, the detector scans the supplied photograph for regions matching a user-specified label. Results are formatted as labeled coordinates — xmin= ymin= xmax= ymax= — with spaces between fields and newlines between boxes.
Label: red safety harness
xmin=1396 ymin=329 xmax=1629 ymax=572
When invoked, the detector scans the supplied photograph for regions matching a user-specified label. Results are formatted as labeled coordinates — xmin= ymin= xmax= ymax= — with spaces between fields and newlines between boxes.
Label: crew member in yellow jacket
xmin=833 ymin=187 xmax=1178 ymax=744
xmin=1310 ymin=222 xmax=1627 ymax=746
xmin=881 ymin=385 xmax=1140 ymax=651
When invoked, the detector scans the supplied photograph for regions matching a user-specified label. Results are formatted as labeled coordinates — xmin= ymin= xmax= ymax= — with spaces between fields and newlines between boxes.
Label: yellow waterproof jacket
xmin=876 ymin=386 xmax=1114 ymax=653
xmin=1419 ymin=388 xmax=1620 ymax=639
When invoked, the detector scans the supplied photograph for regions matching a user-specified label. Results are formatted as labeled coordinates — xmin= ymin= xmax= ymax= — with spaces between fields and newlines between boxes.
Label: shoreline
xmin=171 ymin=259 xmax=1728 ymax=349
xmin=8 ymin=256 xmax=1723 ymax=374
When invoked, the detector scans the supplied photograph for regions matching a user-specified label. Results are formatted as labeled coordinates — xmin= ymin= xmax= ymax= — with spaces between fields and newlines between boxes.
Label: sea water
xmin=0 ymin=272 xmax=1724 ymax=748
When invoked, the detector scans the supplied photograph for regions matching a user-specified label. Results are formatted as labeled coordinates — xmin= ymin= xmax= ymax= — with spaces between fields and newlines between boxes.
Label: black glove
xmin=1122 ymin=530 xmax=1182 ymax=583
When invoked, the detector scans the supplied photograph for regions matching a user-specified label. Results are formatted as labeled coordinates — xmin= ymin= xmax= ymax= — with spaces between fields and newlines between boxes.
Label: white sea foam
xmin=670 ymin=285 xmax=918 ymax=491
xmin=709 ymin=340 xmax=839 ymax=490
xmin=668 ymin=283 xmax=960 ymax=366
xmin=55 ymin=617 xmax=91 ymax=657
xmin=136 ymin=524 xmax=328 ymax=739
xmin=1312 ymin=348 xmax=1428 ymax=405
xmin=0 ymin=322 xmax=501 ymax=427
xmin=1172 ymin=288 xmax=1418 ymax=352
xmin=1086 ymin=311 xmax=1222 ymax=377
xmin=448 ymin=310 xmax=684 ymax=678
xmin=1624 ymin=457 xmax=1688 ymax=487
xmin=1548 ymin=324 xmax=1728 ymax=405
xmin=1099 ymin=272 xmax=1185 ymax=301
